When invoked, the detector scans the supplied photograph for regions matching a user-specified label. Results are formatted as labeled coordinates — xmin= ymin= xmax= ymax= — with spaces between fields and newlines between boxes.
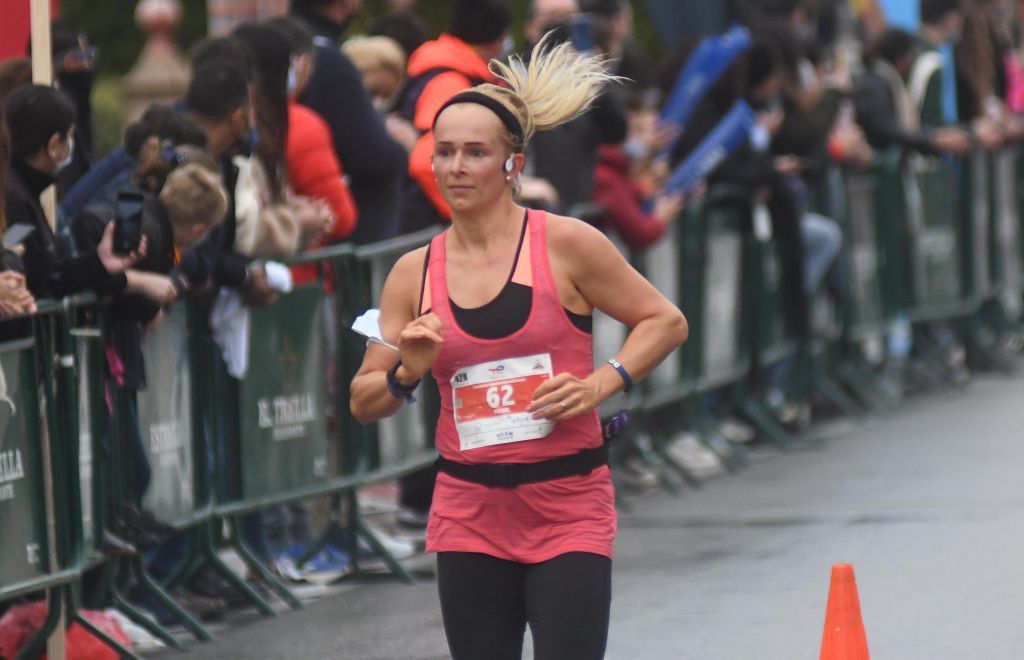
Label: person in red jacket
xmin=592 ymin=98 xmax=686 ymax=251
xmin=400 ymin=0 xmax=511 ymax=232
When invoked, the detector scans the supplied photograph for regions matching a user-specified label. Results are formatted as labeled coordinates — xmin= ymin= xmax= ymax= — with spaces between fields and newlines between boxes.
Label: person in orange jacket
xmin=399 ymin=0 xmax=511 ymax=233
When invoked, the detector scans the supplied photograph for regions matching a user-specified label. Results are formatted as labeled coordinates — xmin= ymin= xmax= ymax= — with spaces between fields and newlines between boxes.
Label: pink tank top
xmin=424 ymin=209 xmax=616 ymax=562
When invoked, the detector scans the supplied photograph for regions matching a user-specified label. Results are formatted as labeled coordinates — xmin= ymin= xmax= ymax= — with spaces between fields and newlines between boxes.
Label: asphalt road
xmin=153 ymin=374 xmax=1024 ymax=659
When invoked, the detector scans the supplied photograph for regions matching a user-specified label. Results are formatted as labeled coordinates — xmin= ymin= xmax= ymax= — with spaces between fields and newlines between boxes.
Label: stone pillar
xmin=120 ymin=0 xmax=191 ymax=125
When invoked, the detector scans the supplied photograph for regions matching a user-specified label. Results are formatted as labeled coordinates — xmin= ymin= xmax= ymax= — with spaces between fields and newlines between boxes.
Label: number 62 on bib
xmin=451 ymin=353 xmax=556 ymax=451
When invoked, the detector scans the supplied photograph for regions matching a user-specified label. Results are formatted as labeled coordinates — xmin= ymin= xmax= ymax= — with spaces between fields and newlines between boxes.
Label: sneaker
xmin=272 ymin=543 xmax=351 ymax=584
xmin=396 ymin=506 xmax=429 ymax=530
xmin=719 ymin=418 xmax=756 ymax=443
xmin=663 ymin=433 xmax=723 ymax=478
xmin=170 ymin=586 xmax=227 ymax=621
xmin=613 ymin=456 xmax=659 ymax=491
xmin=359 ymin=530 xmax=416 ymax=561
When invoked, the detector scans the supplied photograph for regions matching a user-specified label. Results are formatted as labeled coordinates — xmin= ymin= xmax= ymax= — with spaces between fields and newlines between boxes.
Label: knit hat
xmin=3 ymin=84 xmax=75 ymax=159
xmin=448 ymin=0 xmax=511 ymax=45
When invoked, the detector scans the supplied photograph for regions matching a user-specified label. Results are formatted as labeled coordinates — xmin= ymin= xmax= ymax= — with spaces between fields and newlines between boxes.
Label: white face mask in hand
xmin=54 ymin=136 xmax=75 ymax=173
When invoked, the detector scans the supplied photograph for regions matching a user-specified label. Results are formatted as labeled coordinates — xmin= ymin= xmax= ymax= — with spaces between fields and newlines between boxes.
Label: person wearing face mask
xmin=3 ymin=84 xmax=149 ymax=301
xmin=267 ymin=16 xmax=358 ymax=274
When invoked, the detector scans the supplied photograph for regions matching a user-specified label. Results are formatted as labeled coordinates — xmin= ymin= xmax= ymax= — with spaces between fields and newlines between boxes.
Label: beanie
xmin=448 ymin=0 xmax=511 ymax=45
xmin=3 ymin=84 xmax=75 ymax=159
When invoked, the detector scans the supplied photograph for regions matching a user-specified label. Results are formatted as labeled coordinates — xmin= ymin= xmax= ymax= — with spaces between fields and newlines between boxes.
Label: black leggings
xmin=437 ymin=551 xmax=612 ymax=660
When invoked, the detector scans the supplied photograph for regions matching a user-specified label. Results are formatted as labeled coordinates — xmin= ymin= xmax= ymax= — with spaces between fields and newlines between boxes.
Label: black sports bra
xmin=421 ymin=215 xmax=592 ymax=340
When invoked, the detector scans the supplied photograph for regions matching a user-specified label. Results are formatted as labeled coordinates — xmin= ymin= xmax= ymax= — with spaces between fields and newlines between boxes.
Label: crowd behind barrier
xmin=2 ymin=138 xmax=1022 ymax=655
xmin=4 ymin=0 xmax=1024 ymax=656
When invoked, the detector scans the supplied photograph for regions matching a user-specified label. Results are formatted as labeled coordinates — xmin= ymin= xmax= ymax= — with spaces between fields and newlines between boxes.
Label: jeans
xmin=801 ymin=212 xmax=843 ymax=294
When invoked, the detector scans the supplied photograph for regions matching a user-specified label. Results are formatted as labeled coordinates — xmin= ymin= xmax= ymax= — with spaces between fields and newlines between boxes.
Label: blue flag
xmin=664 ymin=100 xmax=756 ymax=196
xmin=660 ymin=25 xmax=752 ymax=130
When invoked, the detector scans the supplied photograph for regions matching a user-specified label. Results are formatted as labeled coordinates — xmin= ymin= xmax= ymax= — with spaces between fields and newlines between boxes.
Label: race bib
xmin=451 ymin=353 xmax=555 ymax=451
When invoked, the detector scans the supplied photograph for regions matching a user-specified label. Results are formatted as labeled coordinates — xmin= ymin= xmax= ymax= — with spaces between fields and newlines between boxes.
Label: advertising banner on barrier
xmin=0 ymin=347 xmax=48 ymax=588
xmin=240 ymin=286 xmax=329 ymax=498
xmin=138 ymin=304 xmax=196 ymax=524
xmin=703 ymin=224 xmax=743 ymax=378
xmin=908 ymin=160 xmax=963 ymax=308
xmin=845 ymin=174 xmax=885 ymax=330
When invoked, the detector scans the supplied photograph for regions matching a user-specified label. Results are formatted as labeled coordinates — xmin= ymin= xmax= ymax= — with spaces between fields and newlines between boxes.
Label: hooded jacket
xmin=404 ymin=34 xmax=497 ymax=224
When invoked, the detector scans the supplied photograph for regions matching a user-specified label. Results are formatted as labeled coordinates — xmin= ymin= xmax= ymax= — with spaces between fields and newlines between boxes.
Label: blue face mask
xmin=287 ymin=65 xmax=298 ymax=96
xmin=54 ymin=136 xmax=75 ymax=173
xmin=246 ymin=127 xmax=260 ymax=154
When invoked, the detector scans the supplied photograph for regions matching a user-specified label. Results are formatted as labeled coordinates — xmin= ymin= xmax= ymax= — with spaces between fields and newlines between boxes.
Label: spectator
xmin=671 ymin=42 xmax=811 ymax=340
xmin=47 ymin=18 xmax=97 ymax=196
xmin=401 ymin=0 xmax=512 ymax=231
xmin=592 ymin=94 xmax=685 ymax=250
xmin=74 ymin=146 xmax=230 ymax=623
xmin=290 ymin=0 xmax=409 ymax=244
xmin=344 ymin=35 xmax=421 ymax=154
xmin=0 ymin=102 xmax=34 ymax=319
xmin=344 ymin=35 xmax=408 ymax=112
xmin=232 ymin=22 xmax=332 ymax=259
xmin=914 ymin=0 xmax=1000 ymax=147
xmin=522 ymin=0 xmax=628 ymax=214
xmin=269 ymin=16 xmax=358 ymax=270
xmin=579 ymin=0 xmax=651 ymax=88
xmin=853 ymin=28 xmax=971 ymax=155
xmin=60 ymin=104 xmax=208 ymax=232
xmin=366 ymin=9 xmax=429 ymax=60
xmin=4 ymin=85 xmax=158 ymax=302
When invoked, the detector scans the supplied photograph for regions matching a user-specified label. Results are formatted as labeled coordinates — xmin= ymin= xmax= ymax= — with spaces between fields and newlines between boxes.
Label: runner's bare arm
xmin=530 ymin=216 xmax=687 ymax=421
xmin=350 ymin=247 xmax=442 ymax=424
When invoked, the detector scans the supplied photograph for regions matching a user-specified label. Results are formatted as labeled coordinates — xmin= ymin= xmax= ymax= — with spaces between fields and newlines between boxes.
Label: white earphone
xmin=504 ymin=155 xmax=515 ymax=174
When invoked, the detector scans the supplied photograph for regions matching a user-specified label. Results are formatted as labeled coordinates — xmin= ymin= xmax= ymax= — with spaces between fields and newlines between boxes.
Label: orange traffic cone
xmin=819 ymin=563 xmax=870 ymax=660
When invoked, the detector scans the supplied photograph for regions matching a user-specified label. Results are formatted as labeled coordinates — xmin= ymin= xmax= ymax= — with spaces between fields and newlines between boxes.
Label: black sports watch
xmin=386 ymin=360 xmax=420 ymax=403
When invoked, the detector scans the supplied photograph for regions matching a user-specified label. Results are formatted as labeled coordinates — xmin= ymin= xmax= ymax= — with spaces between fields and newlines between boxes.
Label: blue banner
xmin=660 ymin=25 xmax=752 ymax=131
xmin=664 ymin=100 xmax=755 ymax=196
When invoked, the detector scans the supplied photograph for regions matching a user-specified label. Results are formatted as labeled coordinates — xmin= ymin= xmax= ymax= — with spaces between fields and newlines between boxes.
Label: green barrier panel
xmin=961 ymin=151 xmax=993 ymax=304
xmin=842 ymin=170 xmax=888 ymax=339
xmin=873 ymin=150 xmax=914 ymax=319
xmin=0 ymin=337 xmax=51 ymax=595
xmin=904 ymin=155 xmax=966 ymax=318
xmin=73 ymin=324 xmax=104 ymax=560
xmin=699 ymin=199 xmax=748 ymax=389
xmin=593 ymin=233 xmax=632 ymax=419
xmin=358 ymin=244 xmax=432 ymax=471
xmin=239 ymin=285 xmax=330 ymax=498
xmin=745 ymin=201 xmax=795 ymax=368
xmin=136 ymin=303 xmax=197 ymax=524
xmin=641 ymin=225 xmax=682 ymax=390
xmin=991 ymin=150 xmax=1023 ymax=320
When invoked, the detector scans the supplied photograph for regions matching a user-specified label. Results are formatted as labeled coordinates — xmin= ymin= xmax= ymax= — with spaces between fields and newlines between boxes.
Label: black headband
xmin=433 ymin=91 xmax=525 ymax=152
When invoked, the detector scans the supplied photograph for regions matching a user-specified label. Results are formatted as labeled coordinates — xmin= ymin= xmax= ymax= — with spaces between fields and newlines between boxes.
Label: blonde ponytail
xmin=478 ymin=33 xmax=624 ymax=148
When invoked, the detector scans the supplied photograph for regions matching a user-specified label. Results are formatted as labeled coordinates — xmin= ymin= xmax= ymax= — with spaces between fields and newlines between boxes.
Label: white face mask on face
xmin=54 ymin=136 xmax=75 ymax=173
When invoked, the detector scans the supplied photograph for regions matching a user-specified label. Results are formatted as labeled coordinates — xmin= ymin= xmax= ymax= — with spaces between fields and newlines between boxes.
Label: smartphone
xmin=568 ymin=13 xmax=595 ymax=53
xmin=59 ymin=47 xmax=97 ymax=73
xmin=114 ymin=191 xmax=145 ymax=255
xmin=2 ymin=224 xmax=35 ymax=249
